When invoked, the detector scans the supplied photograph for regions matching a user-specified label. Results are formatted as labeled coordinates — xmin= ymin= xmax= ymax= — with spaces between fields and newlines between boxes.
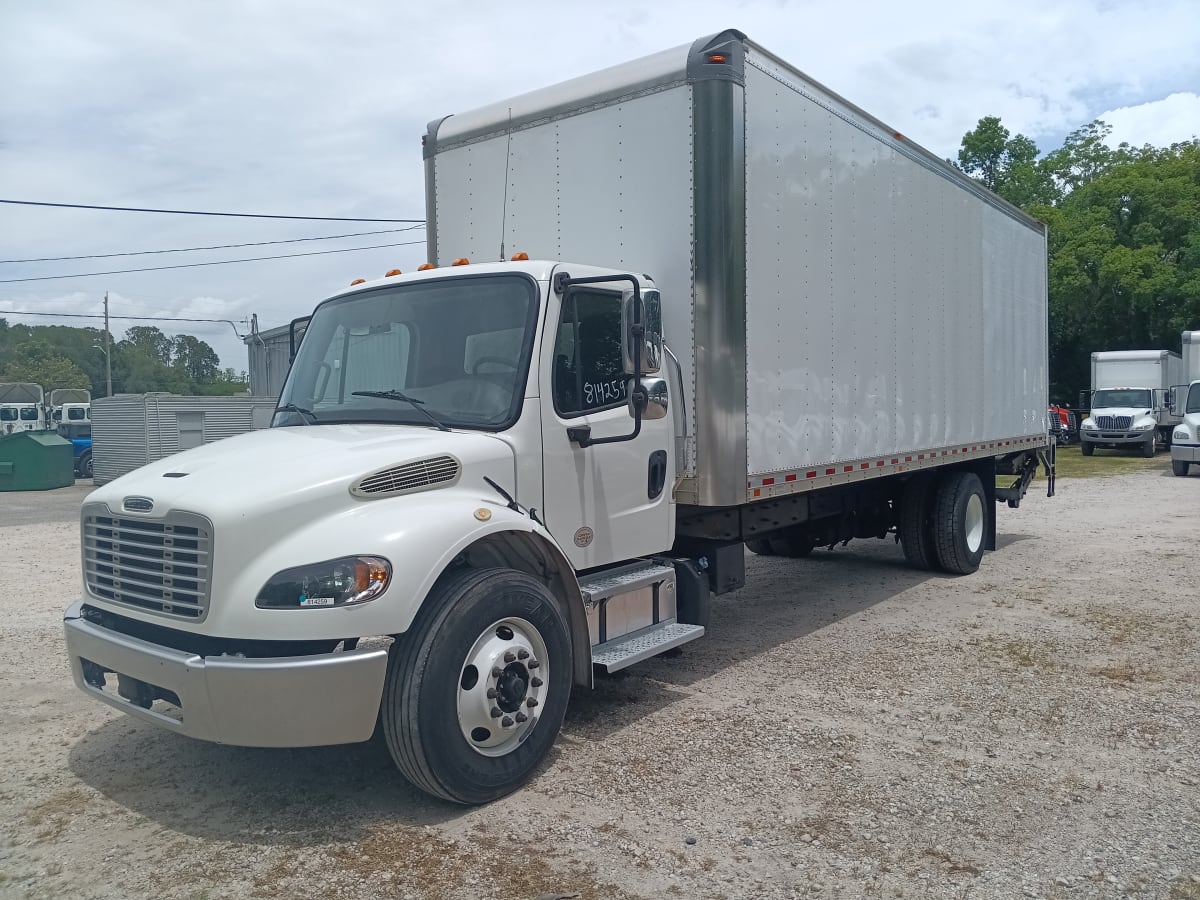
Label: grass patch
xmin=1045 ymin=445 xmax=1171 ymax=479
xmin=1169 ymin=876 xmax=1200 ymax=899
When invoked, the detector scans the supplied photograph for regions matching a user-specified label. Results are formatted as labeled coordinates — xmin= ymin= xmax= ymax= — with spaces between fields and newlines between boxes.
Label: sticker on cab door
xmin=299 ymin=595 xmax=335 ymax=607
xmin=574 ymin=527 xmax=594 ymax=548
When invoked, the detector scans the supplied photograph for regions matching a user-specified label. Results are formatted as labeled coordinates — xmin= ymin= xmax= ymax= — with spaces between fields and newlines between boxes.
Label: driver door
xmin=539 ymin=269 xmax=674 ymax=570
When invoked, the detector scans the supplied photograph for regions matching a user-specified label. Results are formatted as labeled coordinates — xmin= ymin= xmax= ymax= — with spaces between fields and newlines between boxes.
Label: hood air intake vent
xmin=351 ymin=455 xmax=461 ymax=499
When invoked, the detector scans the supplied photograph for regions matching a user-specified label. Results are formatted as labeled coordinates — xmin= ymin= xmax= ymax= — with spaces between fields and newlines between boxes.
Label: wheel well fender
xmin=432 ymin=527 xmax=592 ymax=688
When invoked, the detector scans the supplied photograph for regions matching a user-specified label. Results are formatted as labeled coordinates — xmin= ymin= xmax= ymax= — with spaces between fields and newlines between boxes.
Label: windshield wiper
xmin=277 ymin=403 xmax=318 ymax=424
xmin=352 ymin=390 xmax=450 ymax=432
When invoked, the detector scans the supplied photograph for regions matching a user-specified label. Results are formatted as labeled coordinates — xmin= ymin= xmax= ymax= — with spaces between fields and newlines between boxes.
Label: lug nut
xmin=515 ymin=712 xmax=528 ymax=723
xmin=491 ymin=666 xmax=503 ymax=678
xmin=531 ymin=676 xmax=543 ymax=688
xmin=517 ymin=649 xmax=530 ymax=660
xmin=490 ymin=706 xmax=502 ymax=718
xmin=503 ymin=651 xmax=516 ymax=663
xmin=501 ymin=716 xmax=514 ymax=728
xmin=526 ymin=697 xmax=539 ymax=708
xmin=528 ymin=659 xmax=540 ymax=669
xmin=486 ymin=687 xmax=498 ymax=699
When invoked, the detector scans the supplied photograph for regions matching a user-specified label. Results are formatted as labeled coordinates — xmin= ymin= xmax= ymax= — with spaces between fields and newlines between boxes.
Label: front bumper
xmin=1082 ymin=431 xmax=1153 ymax=445
xmin=1171 ymin=443 xmax=1200 ymax=463
xmin=63 ymin=602 xmax=388 ymax=747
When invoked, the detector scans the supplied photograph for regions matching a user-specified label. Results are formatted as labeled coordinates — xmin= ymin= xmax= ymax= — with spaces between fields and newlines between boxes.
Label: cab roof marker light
xmin=511 ymin=252 xmax=529 ymax=261
xmin=350 ymin=278 xmax=366 ymax=285
xmin=452 ymin=257 xmax=470 ymax=266
xmin=385 ymin=268 xmax=403 ymax=277
xmin=707 ymin=53 xmax=727 ymax=64
xmin=418 ymin=263 xmax=435 ymax=271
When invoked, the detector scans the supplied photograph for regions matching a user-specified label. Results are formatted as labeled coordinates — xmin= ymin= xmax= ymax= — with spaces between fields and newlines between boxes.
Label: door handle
xmin=647 ymin=450 xmax=667 ymax=500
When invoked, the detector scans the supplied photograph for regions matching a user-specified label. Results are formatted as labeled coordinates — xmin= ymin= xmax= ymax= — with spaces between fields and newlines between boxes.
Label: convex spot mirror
xmin=621 ymin=288 xmax=663 ymax=376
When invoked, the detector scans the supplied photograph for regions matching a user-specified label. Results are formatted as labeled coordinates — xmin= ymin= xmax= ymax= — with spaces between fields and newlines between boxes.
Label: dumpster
xmin=0 ymin=431 xmax=75 ymax=491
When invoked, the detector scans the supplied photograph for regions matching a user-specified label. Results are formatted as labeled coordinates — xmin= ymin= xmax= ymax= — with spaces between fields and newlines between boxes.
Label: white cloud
xmin=1095 ymin=92 xmax=1200 ymax=149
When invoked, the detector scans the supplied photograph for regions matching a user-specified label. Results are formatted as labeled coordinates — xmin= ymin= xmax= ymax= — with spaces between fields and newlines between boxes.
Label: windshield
xmin=19 ymin=407 xmax=38 ymax=421
xmin=67 ymin=407 xmax=87 ymax=420
xmin=1188 ymin=384 xmax=1200 ymax=414
xmin=0 ymin=408 xmax=15 ymax=421
xmin=1092 ymin=389 xmax=1151 ymax=408
xmin=276 ymin=273 xmax=538 ymax=430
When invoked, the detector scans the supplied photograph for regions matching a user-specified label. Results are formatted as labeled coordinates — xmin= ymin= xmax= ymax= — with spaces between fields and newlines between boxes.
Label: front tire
xmin=1172 ymin=458 xmax=1190 ymax=476
xmin=381 ymin=568 xmax=572 ymax=804
xmin=932 ymin=471 xmax=987 ymax=575
xmin=1081 ymin=440 xmax=1094 ymax=457
xmin=1141 ymin=435 xmax=1156 ymax=458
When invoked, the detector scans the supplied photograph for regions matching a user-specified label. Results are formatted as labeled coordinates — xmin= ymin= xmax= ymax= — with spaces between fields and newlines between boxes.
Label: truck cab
xmin=1170 ymin=381 xmax=1200 ymax=476
xmin=1 ymin=403 xmax=43 ymax=434
xmin=1079 ymin=387 xmax=1164 ymax=458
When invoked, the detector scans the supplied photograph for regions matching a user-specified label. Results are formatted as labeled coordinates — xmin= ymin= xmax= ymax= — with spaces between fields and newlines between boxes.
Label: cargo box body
xmin=1182 ymin=332 xmax=1200 ymax=383
xmin=425 ymin=30 xmax=1049 ymax=507
xmin=1091 ymin=350 xmax=1184 ymax=394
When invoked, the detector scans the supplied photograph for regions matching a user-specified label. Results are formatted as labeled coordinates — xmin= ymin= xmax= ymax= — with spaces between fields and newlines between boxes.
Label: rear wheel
xmin=381 ymin=568 xmax=571 ymax=804
xmin=1172 ymin=458 xmax=1190 ymax=476
xmin=899 ymin=474 xmax=937 ymax=571
xmin=932 ymin=471 xmax=987 ymax=575
xmin=1141 ymin=435 xmax=1156 ymax=458
xmin=1081 ymin=440 xmax=1094 ymax=457
xmin=79 ymin=450 xmax=93 ymax=479
xmin=768 ymin=529 xmax=814 ymax=558
xmin=745 ymin=538 xmax=774 ymax=556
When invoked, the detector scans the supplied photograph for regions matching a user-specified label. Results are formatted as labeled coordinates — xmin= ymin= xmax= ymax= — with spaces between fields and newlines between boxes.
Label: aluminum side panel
xmin=743 ymin=55 xmax=1047 ymax=474
xmin=431 ymin=85 xmax=698 ymax=467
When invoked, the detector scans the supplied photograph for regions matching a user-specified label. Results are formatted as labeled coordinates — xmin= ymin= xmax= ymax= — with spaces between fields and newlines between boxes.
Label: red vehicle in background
xmin=1049 ymin=404 xmax=1077 ymax=444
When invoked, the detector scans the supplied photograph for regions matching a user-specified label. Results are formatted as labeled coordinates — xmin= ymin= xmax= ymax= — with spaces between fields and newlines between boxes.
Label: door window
xmin=552 ymin=289 xmax=627 ymax=417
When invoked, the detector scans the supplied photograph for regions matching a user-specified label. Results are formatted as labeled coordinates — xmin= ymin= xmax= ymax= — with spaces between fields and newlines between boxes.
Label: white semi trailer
xmin=64 ymin=31 xmax=1050 ymax=804
xmin=1170 ymin=331 xmax=1200 ymax=476
xmin=1080 ymin=350 xmax=1184 ymax=457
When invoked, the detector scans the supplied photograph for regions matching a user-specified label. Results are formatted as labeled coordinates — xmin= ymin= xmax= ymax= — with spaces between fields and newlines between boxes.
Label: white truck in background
xmin=1080 ymin=350 xmax=1183 ymax=457
xmin=63 ymin=30 xmax=1051 ymax=804
xmin=0 ymin=382 xmax=46 ymax=434
xmin=50 ymin=388 xmax=92 ymax=425
xmin=1169 ymin=331 xmax=1200 ymax=476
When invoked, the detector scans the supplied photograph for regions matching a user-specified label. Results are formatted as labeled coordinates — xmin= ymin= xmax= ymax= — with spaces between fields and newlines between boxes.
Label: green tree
xmin=0 ymin=338 xmax=92 ymax=397
xmin=171 ymin=334 xmax=220 ymax=383
xmin=956 ymin=116 xmax=1057 ymax=206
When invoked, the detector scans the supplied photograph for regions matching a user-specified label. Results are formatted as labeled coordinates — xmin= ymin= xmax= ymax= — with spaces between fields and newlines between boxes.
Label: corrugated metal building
xmin=245 ymin=321 xmax=305 ymax=397
xmin=91 ymin=393 xmax=278 ymax=485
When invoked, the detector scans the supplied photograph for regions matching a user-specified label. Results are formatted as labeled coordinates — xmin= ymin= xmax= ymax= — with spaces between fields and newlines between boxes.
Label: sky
xmin=2 ymin=0 xmax=1198 ymax=375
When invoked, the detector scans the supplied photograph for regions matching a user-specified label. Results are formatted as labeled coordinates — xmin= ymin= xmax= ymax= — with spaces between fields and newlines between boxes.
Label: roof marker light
xmin=708 ymin=53 xmax=727 ymax=64
xmin=418 ymin=262 xmax=435 ymax=271
xmin=511 ymin=252 xmax=529 ymax=261
xmin=385 ymin=268 xmax=402 ymax=277
xmin=350 ymin=278 xmax=366 ymax=285
xmin=452 ymin=257 xmax=470 ymax=266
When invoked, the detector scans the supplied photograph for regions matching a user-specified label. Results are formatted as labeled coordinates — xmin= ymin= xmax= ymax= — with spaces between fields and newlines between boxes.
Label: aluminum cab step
xmin=590 ymin=621 xmax=705 ymax=673
xmin=578 ymin=561 xmax=676 ymax=606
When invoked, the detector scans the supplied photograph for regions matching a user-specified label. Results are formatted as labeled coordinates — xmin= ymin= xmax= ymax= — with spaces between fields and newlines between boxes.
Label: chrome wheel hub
xmin=965 ymin=492 xmax=984 ymax=553
xmin=457 ymin=617 xmax=548 ymax=757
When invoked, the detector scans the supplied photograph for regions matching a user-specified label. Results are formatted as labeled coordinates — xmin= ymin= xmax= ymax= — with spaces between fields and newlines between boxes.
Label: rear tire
xmin=80 ymin=450 xmax=93 ymax=479
xmin=1141 ymin=435 xmax=1156 ymax=458
xmin=932 ymin=471 xmax=987 ymax=575
xmin=1081 ymin=440 xmax=1094 ymax=457
xmin=381 ymin=567 xmax=571 ymax=805
xmin=899 ymin=474 xmax=938 ymax=571
xmin=745 ymin=538 xmax=774 ymax=556
xmin=768 ymin=529 xmax=814 ymax=558
xmin=1172 ymin=458 xmax=1190 ymax=476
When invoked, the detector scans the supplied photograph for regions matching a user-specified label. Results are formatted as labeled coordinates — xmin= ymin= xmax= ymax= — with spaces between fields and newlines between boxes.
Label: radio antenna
xmin=499 ymin=107 xmax=512 ymax=262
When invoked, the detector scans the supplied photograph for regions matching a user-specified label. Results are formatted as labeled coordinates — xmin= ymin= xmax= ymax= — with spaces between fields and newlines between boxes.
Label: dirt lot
xmin=1 ymin=463 xmax=1197 ymax=899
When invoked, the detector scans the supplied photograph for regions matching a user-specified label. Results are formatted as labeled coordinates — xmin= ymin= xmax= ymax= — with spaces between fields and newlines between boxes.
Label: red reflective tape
xmin=826 ymin=468 xmax=836 ymax=475
xmin=806 ymin=471 xmax=817 ymax=479
xmin=905 ymin=456 xmax=913 ymax=462
xmin=860 ymin=462 xmax=869 ymax=469
xmin=785 ymin=473 xmax=797 ymax=482
xmin=844 ymin=465 xmax=853 ymax=473
xmin=876 ymin=460 xmax=884 ymax=467
xmin=762 ymin=477 xmax=775 ymax=486
xmin=891 ymin=458 xmax=898 ymax=464
xmin=918 ymin=454 xmax=924 ymax=460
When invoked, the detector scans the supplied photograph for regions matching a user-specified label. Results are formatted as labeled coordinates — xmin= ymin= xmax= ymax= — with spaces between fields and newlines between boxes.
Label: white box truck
xmin=63 ymin=31 xmax=1050 ymax=804
xmin=1080 ymin=350 xmax=1184 ymax=457
xmin=1169 ymin=331 xmax=1200 ymax=475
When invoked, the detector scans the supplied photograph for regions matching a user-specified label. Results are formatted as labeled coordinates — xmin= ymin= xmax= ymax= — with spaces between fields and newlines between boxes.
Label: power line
xmin=0 ymin=239 xmax=428 ymax=283
xmin=0 ymin=198 xmax=424 ymax=223
xmin=0 ymin=225 xmax=425 ymax=263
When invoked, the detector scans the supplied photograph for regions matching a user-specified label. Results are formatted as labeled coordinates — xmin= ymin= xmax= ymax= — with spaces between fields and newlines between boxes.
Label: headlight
xmin=1176 ymin=429 xmax=1191 ymax=441
xmin=256 ymin=556 xmax=391 ymax=609
xmin=1081 ymin=419 xmax=1095 ymax=429
xmin=1133 ymin=422 xmax=1154 ymax=431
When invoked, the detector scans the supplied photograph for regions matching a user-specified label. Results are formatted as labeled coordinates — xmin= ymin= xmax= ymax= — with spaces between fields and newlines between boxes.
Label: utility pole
xmin=104 ymin=291 xmax=112 ymax=397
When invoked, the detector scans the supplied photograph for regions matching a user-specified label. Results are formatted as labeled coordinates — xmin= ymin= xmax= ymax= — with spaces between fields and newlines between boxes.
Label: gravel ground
xmin=1 ymin=466 xmax=1197 ymax=900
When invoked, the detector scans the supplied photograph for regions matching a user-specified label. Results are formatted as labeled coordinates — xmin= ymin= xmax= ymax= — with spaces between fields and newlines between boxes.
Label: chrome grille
xmin=1095 ymin=415 xmax=1132 ymax=430
xmin=351 ymin=455 xmax=461 ymax=498
xmin=82 ymin=508 xmax=213 ymax=620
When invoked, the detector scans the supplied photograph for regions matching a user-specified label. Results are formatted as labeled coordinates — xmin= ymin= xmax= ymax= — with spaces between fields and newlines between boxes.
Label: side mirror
xmin=622 ymin=289 xmax=663 ymax=376
xmin=1077 ymin=390 xmax=1090 ymax=413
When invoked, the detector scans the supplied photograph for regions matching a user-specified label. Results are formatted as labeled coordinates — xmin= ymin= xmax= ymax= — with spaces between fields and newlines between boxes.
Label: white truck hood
xmin=1087 ymin=407 xmax=1153 ymax=420
xmin=85 ymin=424 xmax=516 ymax=524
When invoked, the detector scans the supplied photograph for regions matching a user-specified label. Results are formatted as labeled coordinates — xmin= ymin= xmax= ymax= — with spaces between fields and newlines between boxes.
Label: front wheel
xmin=1141 ymin=435 xmax=1156 ymax=458
xmin=1081 ymin=440 xmax=1094 ymax=457
xmin=932 ymin=471 xmax=987 ymax=575
xmin=381 ymin=568 xmax=572 ymax=804
xmin=1172 ymin=458 xmax=1190 ymax=476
